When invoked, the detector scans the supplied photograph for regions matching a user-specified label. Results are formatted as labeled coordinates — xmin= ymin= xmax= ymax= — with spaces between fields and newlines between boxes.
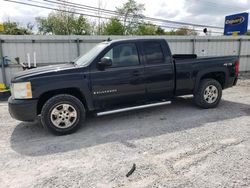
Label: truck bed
xmin=174 ymin=55 xmax=238 ymax=95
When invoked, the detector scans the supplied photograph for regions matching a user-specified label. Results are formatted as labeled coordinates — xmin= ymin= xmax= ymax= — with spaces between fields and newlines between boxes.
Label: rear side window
xmin=143 ymin=42 xmax=164 ymax=65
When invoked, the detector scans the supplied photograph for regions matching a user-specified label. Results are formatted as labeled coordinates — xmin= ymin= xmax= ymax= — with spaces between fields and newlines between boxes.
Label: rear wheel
xmin=41 ymin=94 xmax=85 ymax=135
xmin=194 ymin=79 xmax=222 ymax=108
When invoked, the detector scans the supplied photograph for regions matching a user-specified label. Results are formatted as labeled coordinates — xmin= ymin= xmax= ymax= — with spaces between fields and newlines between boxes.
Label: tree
xmin=116 ymin=0 xmax=145 ymax=35
xmin=174 ymin=27 xmax=197 ymax=36
xmin=135 ymin=23 xmax=158 ymax=35
xmin=246 ymin=30 xmax=250 ymax=35
xmin=103 ymin=18 xmax=124 ymax=35
xmin=164 ymin=30 xmax=177 ymax=35
xmin=36 ymin=11 xmax=91 ymax=35
xmin=136 ymin=24 xmax=166 ymax=35
xmin=155 ymin=26 xmax=165 ymax=35
xmin=73 ymin=15 xmax=92 ymax=35
xmin=0 ymin=20 xmax=33 ymax=35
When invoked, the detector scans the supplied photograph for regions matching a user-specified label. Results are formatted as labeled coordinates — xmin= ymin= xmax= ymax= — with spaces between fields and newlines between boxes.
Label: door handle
xmin=132 ymin=71 xmax=140 ymax=76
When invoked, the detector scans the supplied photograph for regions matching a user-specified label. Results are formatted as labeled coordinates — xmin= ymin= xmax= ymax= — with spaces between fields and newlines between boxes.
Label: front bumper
xmin=8 ymin=97 xmax=38 ymax=122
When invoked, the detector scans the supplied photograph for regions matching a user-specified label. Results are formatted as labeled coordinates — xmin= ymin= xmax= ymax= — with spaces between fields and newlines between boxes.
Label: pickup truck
xmin=8 ymin=38 xmax=239 ymax=135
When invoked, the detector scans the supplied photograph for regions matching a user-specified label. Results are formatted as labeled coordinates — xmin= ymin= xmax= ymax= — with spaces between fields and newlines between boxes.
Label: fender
xmin=31 ymin=72 xmax=95 ymax=111
xmin=194 ymin=67 xmax=229 ymax=92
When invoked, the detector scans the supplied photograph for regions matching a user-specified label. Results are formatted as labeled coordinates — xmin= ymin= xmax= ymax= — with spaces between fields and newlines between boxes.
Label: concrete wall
xmin=1 ymin=35 xmax=250 ymax=85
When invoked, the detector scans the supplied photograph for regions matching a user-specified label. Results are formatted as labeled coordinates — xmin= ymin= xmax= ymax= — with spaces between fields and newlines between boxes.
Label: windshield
xmin=74 ymin=43 xmax=108 ymax=66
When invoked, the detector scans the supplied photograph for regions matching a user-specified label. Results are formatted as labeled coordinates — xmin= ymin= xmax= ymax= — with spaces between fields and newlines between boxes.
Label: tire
xmin=41 ymin=94 xmax=85 ymax=135
xmin=194 ymin=79 xmax=222 ymax=109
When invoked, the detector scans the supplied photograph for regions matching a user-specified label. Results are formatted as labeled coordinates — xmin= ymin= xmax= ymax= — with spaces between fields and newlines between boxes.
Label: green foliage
xmin=1 ymin=0 xmax=199 ymax=36
xmin=246 ymin=31 xmax=250 ymax=35
xmin=103 ymin=18 xmax=124 ymax=35
xmin=74 ymin=15 xmax=92 ymax=35
xmin=0 ymin=20 xmax=33 ymax=35
xmin=173 ymin=27 xmax=198 ymax=36
xmin=135 ymin=23 xmax=159 ymax=35
xmin=115 ymin=0 xmax=198 ymax=36
xmin=134 ymin=24 xmax=198 ymax=36
xmin=36 ymin=11 xmax=91 ymax=35
xmin=164 ymin=30 xmax=177 ymax=35
xmin=116 ymin=0 xmax=145 ymax=35
xmin=155 ymin=27 xmax=166 ymax=35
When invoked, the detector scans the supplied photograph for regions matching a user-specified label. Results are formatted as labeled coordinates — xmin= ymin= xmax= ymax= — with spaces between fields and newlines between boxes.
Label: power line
xmin=3 ymin=0 xmax=223 ymax=34
xmin=54 ymin=0 xmax=223 ymax=29
xmin=4 ymin=0 xmax=118 ymax=20
xmin=4 ymin=0 xmax=224 ymax=32
xmin=47 ymin=0 xmax=223 ymax=33
xmin=29 ymin=0 xmax=113 ymax=16
xmin=43 ymin=0 xmax=113 ymax=15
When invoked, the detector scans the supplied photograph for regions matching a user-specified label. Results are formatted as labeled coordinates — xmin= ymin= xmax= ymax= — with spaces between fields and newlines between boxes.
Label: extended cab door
xmin=141 ymin=40 xmax=175 ymax=100
xmin=90 ymin=42 xmax=145 ymax=108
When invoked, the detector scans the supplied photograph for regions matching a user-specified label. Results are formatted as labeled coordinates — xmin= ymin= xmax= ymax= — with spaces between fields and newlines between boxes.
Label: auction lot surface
xmin=0 ymin=79 xmax=250 ymax=188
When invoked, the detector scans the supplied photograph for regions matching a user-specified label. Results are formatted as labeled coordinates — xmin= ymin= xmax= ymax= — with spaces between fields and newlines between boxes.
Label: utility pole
xmin=98 ymin=0 xmax=101 ymax=35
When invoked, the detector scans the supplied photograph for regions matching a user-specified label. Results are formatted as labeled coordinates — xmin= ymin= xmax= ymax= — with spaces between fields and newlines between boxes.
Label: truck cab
xmin=88 ymin=39 xmax=174 ymax=108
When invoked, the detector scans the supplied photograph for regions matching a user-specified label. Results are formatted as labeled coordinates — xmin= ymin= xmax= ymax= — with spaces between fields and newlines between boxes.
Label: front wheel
xmin=194 ymin=79 xmax=222 ymax=109
xmin=41 ymin=94 xmax=85 ymax=135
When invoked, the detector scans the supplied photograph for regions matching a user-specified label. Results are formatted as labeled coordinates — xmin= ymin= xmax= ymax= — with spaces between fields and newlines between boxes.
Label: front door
xmin=90 ymin=42 xmax=145 ymax=109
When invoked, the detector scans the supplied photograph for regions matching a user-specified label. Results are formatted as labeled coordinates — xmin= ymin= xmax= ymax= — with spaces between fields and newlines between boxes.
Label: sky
xmin=0 ymin=0 xmax=249 ymax=32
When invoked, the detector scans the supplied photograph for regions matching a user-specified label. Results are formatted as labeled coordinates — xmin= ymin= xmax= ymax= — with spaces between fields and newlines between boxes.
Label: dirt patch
xmin=0 ymin=80 xmax=249 ymax=187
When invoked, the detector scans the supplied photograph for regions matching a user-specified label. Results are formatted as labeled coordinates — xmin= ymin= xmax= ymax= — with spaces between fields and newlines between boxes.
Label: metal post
xmin=238 ymin=38 xmax=242 ymax=58
xmin=0 ymin=39 xmax=7 ymax=86
xmin=192 ymin=37 xmax=196 ymax=54
xmin=76 ymin=38 xmax=80 ymax=57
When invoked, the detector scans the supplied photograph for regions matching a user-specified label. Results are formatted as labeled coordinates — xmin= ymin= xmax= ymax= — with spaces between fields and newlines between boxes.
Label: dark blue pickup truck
xmin=8 ymin=38 xmax=239 ymax=135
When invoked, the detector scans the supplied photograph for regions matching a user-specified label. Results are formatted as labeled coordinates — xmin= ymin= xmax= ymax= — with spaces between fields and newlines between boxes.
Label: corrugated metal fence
xmin=1 ymin=35 xmax=250 ymax=85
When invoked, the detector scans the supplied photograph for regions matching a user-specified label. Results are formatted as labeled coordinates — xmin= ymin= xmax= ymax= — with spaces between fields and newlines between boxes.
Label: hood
xmin=12 ymin=63 xmax=76 ymax=82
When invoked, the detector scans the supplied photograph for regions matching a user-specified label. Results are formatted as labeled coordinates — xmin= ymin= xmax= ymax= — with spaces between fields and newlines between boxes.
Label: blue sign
xmin=224 ymin=12 xmax=249 ymax=35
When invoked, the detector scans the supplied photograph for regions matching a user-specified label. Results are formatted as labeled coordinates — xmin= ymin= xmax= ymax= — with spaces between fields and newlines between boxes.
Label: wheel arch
xmin=37 ymin=88 xmax=88 ymax=115
xmin=195 ymin=69 xmax=228 ymax=92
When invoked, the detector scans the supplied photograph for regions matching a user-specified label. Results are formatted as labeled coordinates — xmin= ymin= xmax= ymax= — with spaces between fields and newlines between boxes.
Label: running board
xmin=96 ymin=101 xmax=171 ymax=116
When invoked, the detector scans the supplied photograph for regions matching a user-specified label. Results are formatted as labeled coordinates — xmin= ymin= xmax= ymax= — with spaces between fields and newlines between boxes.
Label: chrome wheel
xmin=50 ymin=104 xmax=77 ymax=129
xmin=204 ymin=85 xmax=218 ymax=104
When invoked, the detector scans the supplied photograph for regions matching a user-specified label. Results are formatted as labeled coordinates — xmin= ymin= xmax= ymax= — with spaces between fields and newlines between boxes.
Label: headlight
xmin=11 ymin=82 xmax=32 ymax=99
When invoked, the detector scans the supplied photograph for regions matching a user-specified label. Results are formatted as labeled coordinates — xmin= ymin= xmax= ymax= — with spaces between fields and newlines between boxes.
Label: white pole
xmin=33 ymin=51 xmax=36 ymax=67
xmin=27 ymin=53 xmax=31 ymax=68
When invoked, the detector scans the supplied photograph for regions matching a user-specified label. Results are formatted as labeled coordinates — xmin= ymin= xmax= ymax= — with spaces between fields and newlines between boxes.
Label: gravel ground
xmin=0 ymin=79 xmax=249 ymax=188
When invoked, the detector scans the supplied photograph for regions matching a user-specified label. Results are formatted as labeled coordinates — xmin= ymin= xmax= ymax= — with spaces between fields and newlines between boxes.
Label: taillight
xmin=235 ymin=60 xmax=240 ymax=76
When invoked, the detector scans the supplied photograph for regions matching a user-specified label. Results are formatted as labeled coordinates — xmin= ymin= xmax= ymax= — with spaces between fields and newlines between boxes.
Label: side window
xmin=103 ymin=43 xmax=140 ymax=67
xmin=143 ymin=42 xmax=165 ymax=65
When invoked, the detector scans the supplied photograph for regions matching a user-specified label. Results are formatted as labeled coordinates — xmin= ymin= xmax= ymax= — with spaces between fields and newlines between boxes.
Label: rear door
xmin=141 ymin=40 xmax=175 ymax=100
xmin=90 ymin=42 xmax=146 ymax=108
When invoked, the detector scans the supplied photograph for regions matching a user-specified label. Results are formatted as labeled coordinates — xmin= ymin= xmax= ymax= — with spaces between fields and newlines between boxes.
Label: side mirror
xmin=98 ymin=57 xmax=112 ymax=70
